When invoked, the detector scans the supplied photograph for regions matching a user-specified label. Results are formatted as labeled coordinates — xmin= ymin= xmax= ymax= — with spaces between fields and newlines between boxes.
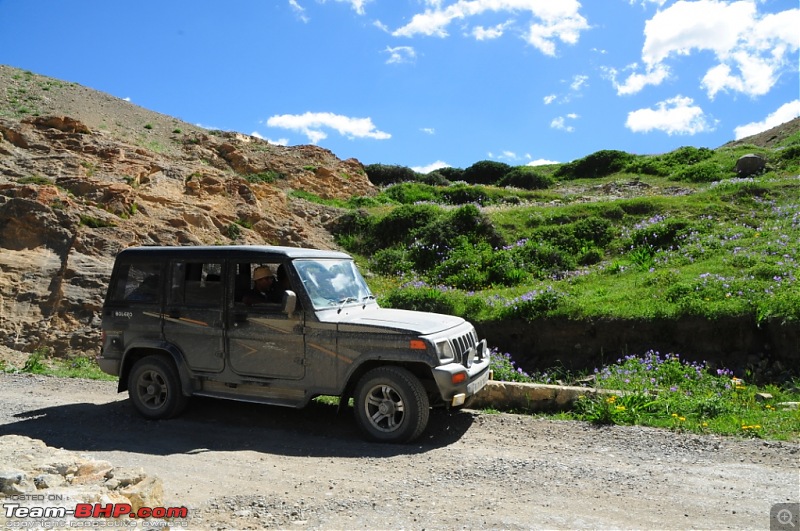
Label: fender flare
xmin=118 ymin=340 xmax=193 ymax=396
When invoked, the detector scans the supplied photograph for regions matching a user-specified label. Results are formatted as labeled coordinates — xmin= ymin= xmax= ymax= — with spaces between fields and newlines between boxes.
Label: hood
xmin=331 ymin=307 xmax=466 ymax=336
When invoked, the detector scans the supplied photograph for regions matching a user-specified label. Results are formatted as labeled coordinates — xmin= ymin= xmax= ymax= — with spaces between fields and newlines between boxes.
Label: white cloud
xmin=527 ymin=158 xmax=559 ymax=166
xmin=489 ymin=150 xmax=520 ymax=162
xmin=471 ymin=22 xmax=507 ymax=40
xmin=251 ymin=131 xmax=290 ymax=145
xmin=734 ymin=100 xmax=800 ymax=140
xmin=327 ymin=0 xmax=372 ymax=15
xmin=606 ymin=63 xmax=670 ymax=96
xmin=384 ymin=45 xmax=417 ymax=64
xmin=622 ymin=1 xmax=800 ymax=97
xmin=266 ymin=112 xmax=391 ymax=143
xmin=392 ymin=0 xmax=589 ymax=56
xmin=420 ymin=127 xmax=436 ymax=135
xmin=412 ymin=160 xmax=450 ymax=173
xmin=550 ymin=115 xmax=577 ymax=132
xmin=288 ymin=0 xmax=309 ymax=22
xmin=546 ymin=74 xmax=589 ymax=104
xmin=570 ymin=75 xmax=588 ymax=91
xmin=626 ymin=95 xmax=716 ymax=135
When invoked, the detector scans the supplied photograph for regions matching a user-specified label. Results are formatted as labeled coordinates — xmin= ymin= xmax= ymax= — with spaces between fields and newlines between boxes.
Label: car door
xmin=103 ymin=260 xmax=165 ymax=348
xmin=162 ymin=260 xmax=225 ymax=373
xmin=227 ymin=260 xmax=306 ymax=380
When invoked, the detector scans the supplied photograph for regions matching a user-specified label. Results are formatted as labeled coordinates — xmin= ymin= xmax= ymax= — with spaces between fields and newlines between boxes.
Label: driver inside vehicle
xmin=242 ymin=265 xmax=282 ymax=305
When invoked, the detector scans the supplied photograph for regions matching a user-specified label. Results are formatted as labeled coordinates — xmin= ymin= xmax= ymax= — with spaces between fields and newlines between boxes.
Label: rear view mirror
xmin=282 ymin=290 xmax=297 ymax=315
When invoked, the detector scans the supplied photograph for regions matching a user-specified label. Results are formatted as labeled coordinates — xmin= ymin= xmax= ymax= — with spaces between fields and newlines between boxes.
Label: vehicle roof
xmin=115 ymin=245 xmax=352 ymax=261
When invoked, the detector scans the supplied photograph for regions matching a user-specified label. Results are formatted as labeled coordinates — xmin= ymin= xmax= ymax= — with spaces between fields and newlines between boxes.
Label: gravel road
xmin=0 ymin=372 xmax=797 ymax=530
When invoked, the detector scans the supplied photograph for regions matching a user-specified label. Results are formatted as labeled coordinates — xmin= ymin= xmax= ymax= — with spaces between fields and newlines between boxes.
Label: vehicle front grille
xmin=452 ymin=329 xmax=478 ymax=368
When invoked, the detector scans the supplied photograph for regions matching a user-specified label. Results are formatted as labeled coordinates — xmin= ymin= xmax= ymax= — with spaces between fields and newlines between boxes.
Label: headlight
xmin=435 ymin=340 xmax=455 ymax=363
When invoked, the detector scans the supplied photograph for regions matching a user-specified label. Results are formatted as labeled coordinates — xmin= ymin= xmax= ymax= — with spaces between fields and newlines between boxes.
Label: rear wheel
xmin=354 ymin=366 xmax=430 ymax=443
xmin=127 ymin=355 xmax=189 ymax=419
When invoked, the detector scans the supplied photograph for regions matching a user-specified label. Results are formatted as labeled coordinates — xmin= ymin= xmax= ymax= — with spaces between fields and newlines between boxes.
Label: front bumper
xmin=432 ymin=340 xmax=491 ymax=405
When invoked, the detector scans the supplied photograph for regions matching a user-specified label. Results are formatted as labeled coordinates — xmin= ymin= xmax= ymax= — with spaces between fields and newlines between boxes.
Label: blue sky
xmin=1 ymin=0 xmax=798 ymax=172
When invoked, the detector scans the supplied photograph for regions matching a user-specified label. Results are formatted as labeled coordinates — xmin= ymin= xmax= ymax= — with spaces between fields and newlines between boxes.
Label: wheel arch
xmin=118 ymin=343 xmax=191 ymax=396
xmin=340 ymin=359 xmax=436 ymax=404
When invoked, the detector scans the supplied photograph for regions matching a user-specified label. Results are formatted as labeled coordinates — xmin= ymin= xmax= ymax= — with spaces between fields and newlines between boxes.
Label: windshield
xmin=293 ymin=259 xmax=374 ymax=310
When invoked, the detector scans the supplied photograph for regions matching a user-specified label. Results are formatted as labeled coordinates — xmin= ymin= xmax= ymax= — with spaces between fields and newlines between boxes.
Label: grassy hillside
xmin=304 ymin=120 xmax=800 ymax=328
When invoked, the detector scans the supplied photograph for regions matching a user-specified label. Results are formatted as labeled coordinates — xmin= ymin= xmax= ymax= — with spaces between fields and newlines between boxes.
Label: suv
xmin=98 ymin=245 xmax=490 ymax=443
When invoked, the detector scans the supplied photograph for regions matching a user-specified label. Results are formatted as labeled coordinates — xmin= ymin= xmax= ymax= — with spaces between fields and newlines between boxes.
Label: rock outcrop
xmin=0 ymin=113 xmax=375 ymax=354
xmin=0 ymin=435 xmax=169 ymax=528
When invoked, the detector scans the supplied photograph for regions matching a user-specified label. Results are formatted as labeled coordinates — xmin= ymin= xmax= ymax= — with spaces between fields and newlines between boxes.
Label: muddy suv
xmin=98 ymin=245 xmax=491 ymax=443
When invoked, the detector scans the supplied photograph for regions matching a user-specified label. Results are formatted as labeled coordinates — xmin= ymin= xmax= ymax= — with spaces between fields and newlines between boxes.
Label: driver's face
xmin=256 ymin=276 xmax=273 ymax=288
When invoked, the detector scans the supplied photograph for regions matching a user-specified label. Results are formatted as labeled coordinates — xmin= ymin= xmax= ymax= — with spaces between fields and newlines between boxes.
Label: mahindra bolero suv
xmin=98 ymin=245 xmax=491 ymax=443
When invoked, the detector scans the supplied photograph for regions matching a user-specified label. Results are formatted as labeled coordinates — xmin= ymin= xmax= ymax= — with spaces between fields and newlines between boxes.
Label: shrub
xmin=578 ymin=246 xmax=604 ymax=265
xmin=447 ymin=204 xmax=505 ymax=247
xmin=624 ymin=156 xmax=670 ymax=176
xmin=499 ymin=167 xmax=554 ymax=189
xmin=79 ymin=215 xmax=115 ymax=228
xmin=245 ymin=170 xmax=284 ymax=183
xmin=419 ymin=171 xmax=451 ymax=186
xmin=489 ymin=350 xmax=533 ymax=382
xmin=513 ymin=241 xmax=576 ymax=279
xmin=499 ymin=288 xmax=564 ymax=320
xmin=556 ymin=150 xmax=635 ymax=180
xmin=374 ymin=203 xmax=442 ymax=248
xmin=440 ymin=184 xmax=491 ymax=205
xmin=364 ymin=164 xmax=419 ymax=185
xmin=486 ymin=252 xmax=529 ymax=286
xmin=630 ymin=217 xmax=694 ymax=250
xmin=572 ymin=217 xmax=615 ymax=247
xmin=661 ymin=146 xmax=715 ymax=167
xmin=529 ymin=225 xmax=582 ymax=253
xmin=381 ymin=285 xmax=456 ymax=314
xmin=331 ymin=209 xmax=375 ymax=252
xmin=436 ymin=166 xmax=465 ymax=182
xmin=462 ymin=160 xmax=513 ymax=185
xmin=370 ymin=248 xmax=414 ymax=275
xmin=671 ymin=160 xmax=729 ymax=182
xmin=430 ymin=238 xmax=491 ymax=290
xmin=381 ymin=182 xmax=438 ymax=204
xmin=18 ymin=175 xmax=53 ymax=185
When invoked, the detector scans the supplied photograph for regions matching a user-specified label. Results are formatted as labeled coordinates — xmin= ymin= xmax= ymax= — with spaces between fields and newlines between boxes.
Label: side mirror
xmin=282 ymin=290 xmax=297 ymax=315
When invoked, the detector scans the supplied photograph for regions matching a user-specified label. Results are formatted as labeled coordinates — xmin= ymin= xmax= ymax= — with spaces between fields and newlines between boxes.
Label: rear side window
xmin=170 ymin=261 xmax=224 ymax=306
xmin=110 ymin=262 xmax=163 ymax=303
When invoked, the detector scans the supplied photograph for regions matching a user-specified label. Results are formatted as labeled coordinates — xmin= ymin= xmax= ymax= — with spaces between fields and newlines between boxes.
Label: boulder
xmin=735 ymin=154 xmax=766 ymax=176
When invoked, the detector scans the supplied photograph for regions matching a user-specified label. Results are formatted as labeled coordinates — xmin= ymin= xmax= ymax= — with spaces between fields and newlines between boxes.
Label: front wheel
xmin=127 ymin=355 xmax=189 ymax=419
xmin=354 ymin=366 xmax=430 ymax=443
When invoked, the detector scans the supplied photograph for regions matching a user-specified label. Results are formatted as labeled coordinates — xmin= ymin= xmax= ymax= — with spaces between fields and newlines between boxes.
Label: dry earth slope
xmin=0 ymin=64 xmax=373 ymax=354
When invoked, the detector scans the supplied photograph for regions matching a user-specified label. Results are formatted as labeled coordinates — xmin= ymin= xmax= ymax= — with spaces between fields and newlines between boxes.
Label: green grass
xmin=490 ymin=349 xmax=800 ymax=441
xmin=355 ymin=173 xmax=800 ymax=324
xmin=2 ymin=349 xmax=116 ymax=381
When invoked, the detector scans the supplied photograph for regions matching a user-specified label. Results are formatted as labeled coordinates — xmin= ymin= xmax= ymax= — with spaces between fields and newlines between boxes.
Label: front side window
xmin=293 ymin=259 xmax=373 ymax=309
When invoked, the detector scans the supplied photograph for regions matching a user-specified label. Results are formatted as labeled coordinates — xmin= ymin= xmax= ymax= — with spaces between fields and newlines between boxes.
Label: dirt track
xmin=0 ymin=372 xmax=797 ymax=530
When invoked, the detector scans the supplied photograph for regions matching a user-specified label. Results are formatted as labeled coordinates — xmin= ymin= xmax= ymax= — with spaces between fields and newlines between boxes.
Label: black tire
xmin=354 ymin=366 xmax=430 ymax=443
xmin=127 ymin=355 xmax=189 ymax=419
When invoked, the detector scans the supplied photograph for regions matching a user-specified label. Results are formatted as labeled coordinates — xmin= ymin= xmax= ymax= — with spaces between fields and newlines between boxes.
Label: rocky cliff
xmin=0 ymin=66 xmax=375 ymax=354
